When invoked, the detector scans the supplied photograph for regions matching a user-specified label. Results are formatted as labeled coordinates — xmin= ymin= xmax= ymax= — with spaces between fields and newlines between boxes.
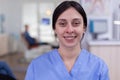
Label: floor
xmin=0 ymin=45 xmax=57 ymax=80
xmin=0 ymin=52 xmax=30 ymax=80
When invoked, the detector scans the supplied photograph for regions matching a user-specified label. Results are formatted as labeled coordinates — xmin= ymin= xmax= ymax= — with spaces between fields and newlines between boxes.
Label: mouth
xmin=63 ymin=35 xmax=77 ymax=40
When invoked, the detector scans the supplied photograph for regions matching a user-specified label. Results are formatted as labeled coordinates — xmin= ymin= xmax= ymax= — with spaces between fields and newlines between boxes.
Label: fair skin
xmin=55 ymin=7 xmax=86 ymax=72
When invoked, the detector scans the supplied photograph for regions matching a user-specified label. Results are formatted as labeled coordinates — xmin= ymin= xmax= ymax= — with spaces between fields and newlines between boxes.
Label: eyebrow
xmin=72 ymin=18 xmax=82 ymax=21
xmin=57 ymin=19 xmax=66 ymax=22
xmin=57 ymin=18 xmax=82 ymax=21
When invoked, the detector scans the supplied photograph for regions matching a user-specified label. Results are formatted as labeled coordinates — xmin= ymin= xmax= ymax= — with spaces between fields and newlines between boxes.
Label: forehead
xmin=57 ymin=7 xmax=83 ymax=20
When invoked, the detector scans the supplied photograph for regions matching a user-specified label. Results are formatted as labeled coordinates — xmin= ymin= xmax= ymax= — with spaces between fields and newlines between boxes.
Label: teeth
xmin=64 ymin=36 xmax=76 ymax=39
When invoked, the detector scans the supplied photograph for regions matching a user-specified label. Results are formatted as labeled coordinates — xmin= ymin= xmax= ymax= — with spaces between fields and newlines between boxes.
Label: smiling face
xmin=55 ymin=7 xmax=85 ymax=49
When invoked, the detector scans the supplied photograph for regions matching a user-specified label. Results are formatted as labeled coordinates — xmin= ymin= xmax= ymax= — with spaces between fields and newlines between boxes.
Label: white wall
xmin=0 ymin=0 xmax=59 ymax=39
xmin=0 ymin=0 xmax=23 ymax=39
xmin=0 ymin=0 xmax=118 ymax=40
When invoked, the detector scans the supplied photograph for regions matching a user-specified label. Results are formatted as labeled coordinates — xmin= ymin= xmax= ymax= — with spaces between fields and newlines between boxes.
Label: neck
xmin=58 ymin=44 xmax=81 ymax=59
xmin=58 ymin=46 xmax=81 ymax=72
xmin=59 ymin=47 xmax=81 ymax=59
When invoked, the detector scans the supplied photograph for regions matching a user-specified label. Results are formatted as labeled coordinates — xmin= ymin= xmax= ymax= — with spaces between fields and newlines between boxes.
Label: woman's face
xmin=55 ymin=7 xmax=85 ymax=48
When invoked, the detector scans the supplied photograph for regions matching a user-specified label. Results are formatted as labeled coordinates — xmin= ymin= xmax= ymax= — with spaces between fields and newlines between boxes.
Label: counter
xmin=88 ymin=40 xmax=120 ymax=45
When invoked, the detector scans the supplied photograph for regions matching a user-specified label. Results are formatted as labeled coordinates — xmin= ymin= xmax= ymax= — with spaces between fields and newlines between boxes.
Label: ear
xmin=54 ymin=29 xmax=57 ymax=34
xmin=83 ymin=26 xmax=86 ymax=32
xmin=82 ymin=29 xmax=86 ymax=34
xmin=54 ymin=30 xmax=57 ymax=37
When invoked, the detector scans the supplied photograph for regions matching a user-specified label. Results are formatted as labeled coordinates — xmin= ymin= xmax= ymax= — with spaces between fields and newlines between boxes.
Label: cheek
xmin=77 ymin=29 xmax=85 ymax=37
xmin=55 ymin=27 xmax=64 ymax=34
xmin=54 ymin=29 xmax=62 ymax=37
xmin=77 ymin=28 xmax=85 ymax=34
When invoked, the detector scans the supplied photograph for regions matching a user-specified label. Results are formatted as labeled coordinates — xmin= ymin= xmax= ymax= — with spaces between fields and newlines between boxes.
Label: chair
xmin=21 ymin=33 xmax=39 ymax=49
xmin=20 ymin=33 xmax=52 ymax=62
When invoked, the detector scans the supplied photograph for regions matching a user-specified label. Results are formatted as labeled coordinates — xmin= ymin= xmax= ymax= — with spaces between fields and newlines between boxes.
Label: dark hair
xmin=52 ymin=1 xmax=87 ymax=30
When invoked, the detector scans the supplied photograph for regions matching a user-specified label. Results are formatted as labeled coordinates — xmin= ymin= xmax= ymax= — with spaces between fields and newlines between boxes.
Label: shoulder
xmin=80 ymin=49 xmax=109 ymax=79
xmin=83 ymin=49 xmax=106 ymax=63
xmin=30 ymin=49 xmax=57 ymax=66
xmin=26 ymin=49 xmax=58 ymax=75
xmin=83 ymin=49 xmax=107 ymax=68
xmin=83 ymin=49 xmax=109 ymax=73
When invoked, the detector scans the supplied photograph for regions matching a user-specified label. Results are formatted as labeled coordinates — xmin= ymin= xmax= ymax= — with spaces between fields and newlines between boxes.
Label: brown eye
xmin=57 ymin=19 xmax=67 ymax=27
xmin=72 ymin=20 xmax=81 ymax=27
xmin=58 ymin=21 xmax=67 ymax=27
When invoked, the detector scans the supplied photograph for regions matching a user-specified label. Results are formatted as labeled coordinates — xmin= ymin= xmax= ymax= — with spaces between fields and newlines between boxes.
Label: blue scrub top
xmin=25 ymin=49 xmax=109 ymax=80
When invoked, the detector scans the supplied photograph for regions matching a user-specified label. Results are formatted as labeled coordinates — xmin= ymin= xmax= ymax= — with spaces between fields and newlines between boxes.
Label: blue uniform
xmin=25 ymin=49 xmax=109 ymax=80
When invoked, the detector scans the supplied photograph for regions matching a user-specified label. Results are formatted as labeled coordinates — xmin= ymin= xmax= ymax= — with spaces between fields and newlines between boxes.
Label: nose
xmin=65 ymin=24 xmax=74 ymax=33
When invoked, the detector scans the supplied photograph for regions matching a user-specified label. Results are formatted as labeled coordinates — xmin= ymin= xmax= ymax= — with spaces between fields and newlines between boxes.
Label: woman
xmin=25 ymin=1 xmax=109 ymax=80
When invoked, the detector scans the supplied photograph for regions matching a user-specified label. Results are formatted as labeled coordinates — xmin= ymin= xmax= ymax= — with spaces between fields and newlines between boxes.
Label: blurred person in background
xmin=22 ymin=24 xmax=49 ymax=49
xmin=0 ymin=61 xmax=16 ymax=80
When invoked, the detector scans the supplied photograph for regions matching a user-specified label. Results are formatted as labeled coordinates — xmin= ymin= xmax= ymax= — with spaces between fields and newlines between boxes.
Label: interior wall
xmin=0 ymin=0 xmax=22 ymax=39
xmin=0 ymin=0 xmax=118 ymax=40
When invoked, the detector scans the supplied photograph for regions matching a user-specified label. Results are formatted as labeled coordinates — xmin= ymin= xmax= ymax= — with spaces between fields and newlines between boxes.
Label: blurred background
xmin=0 ymin=0 xmax=120 ymax=80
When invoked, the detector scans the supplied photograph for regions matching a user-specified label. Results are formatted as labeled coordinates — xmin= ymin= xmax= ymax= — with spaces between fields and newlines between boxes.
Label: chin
xmin=64 ymin=43 xmax=79 ymax=48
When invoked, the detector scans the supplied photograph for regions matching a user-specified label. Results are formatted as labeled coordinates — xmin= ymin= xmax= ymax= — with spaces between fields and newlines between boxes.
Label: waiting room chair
xmin=20 ymin=33 xmax=52 ymax=62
